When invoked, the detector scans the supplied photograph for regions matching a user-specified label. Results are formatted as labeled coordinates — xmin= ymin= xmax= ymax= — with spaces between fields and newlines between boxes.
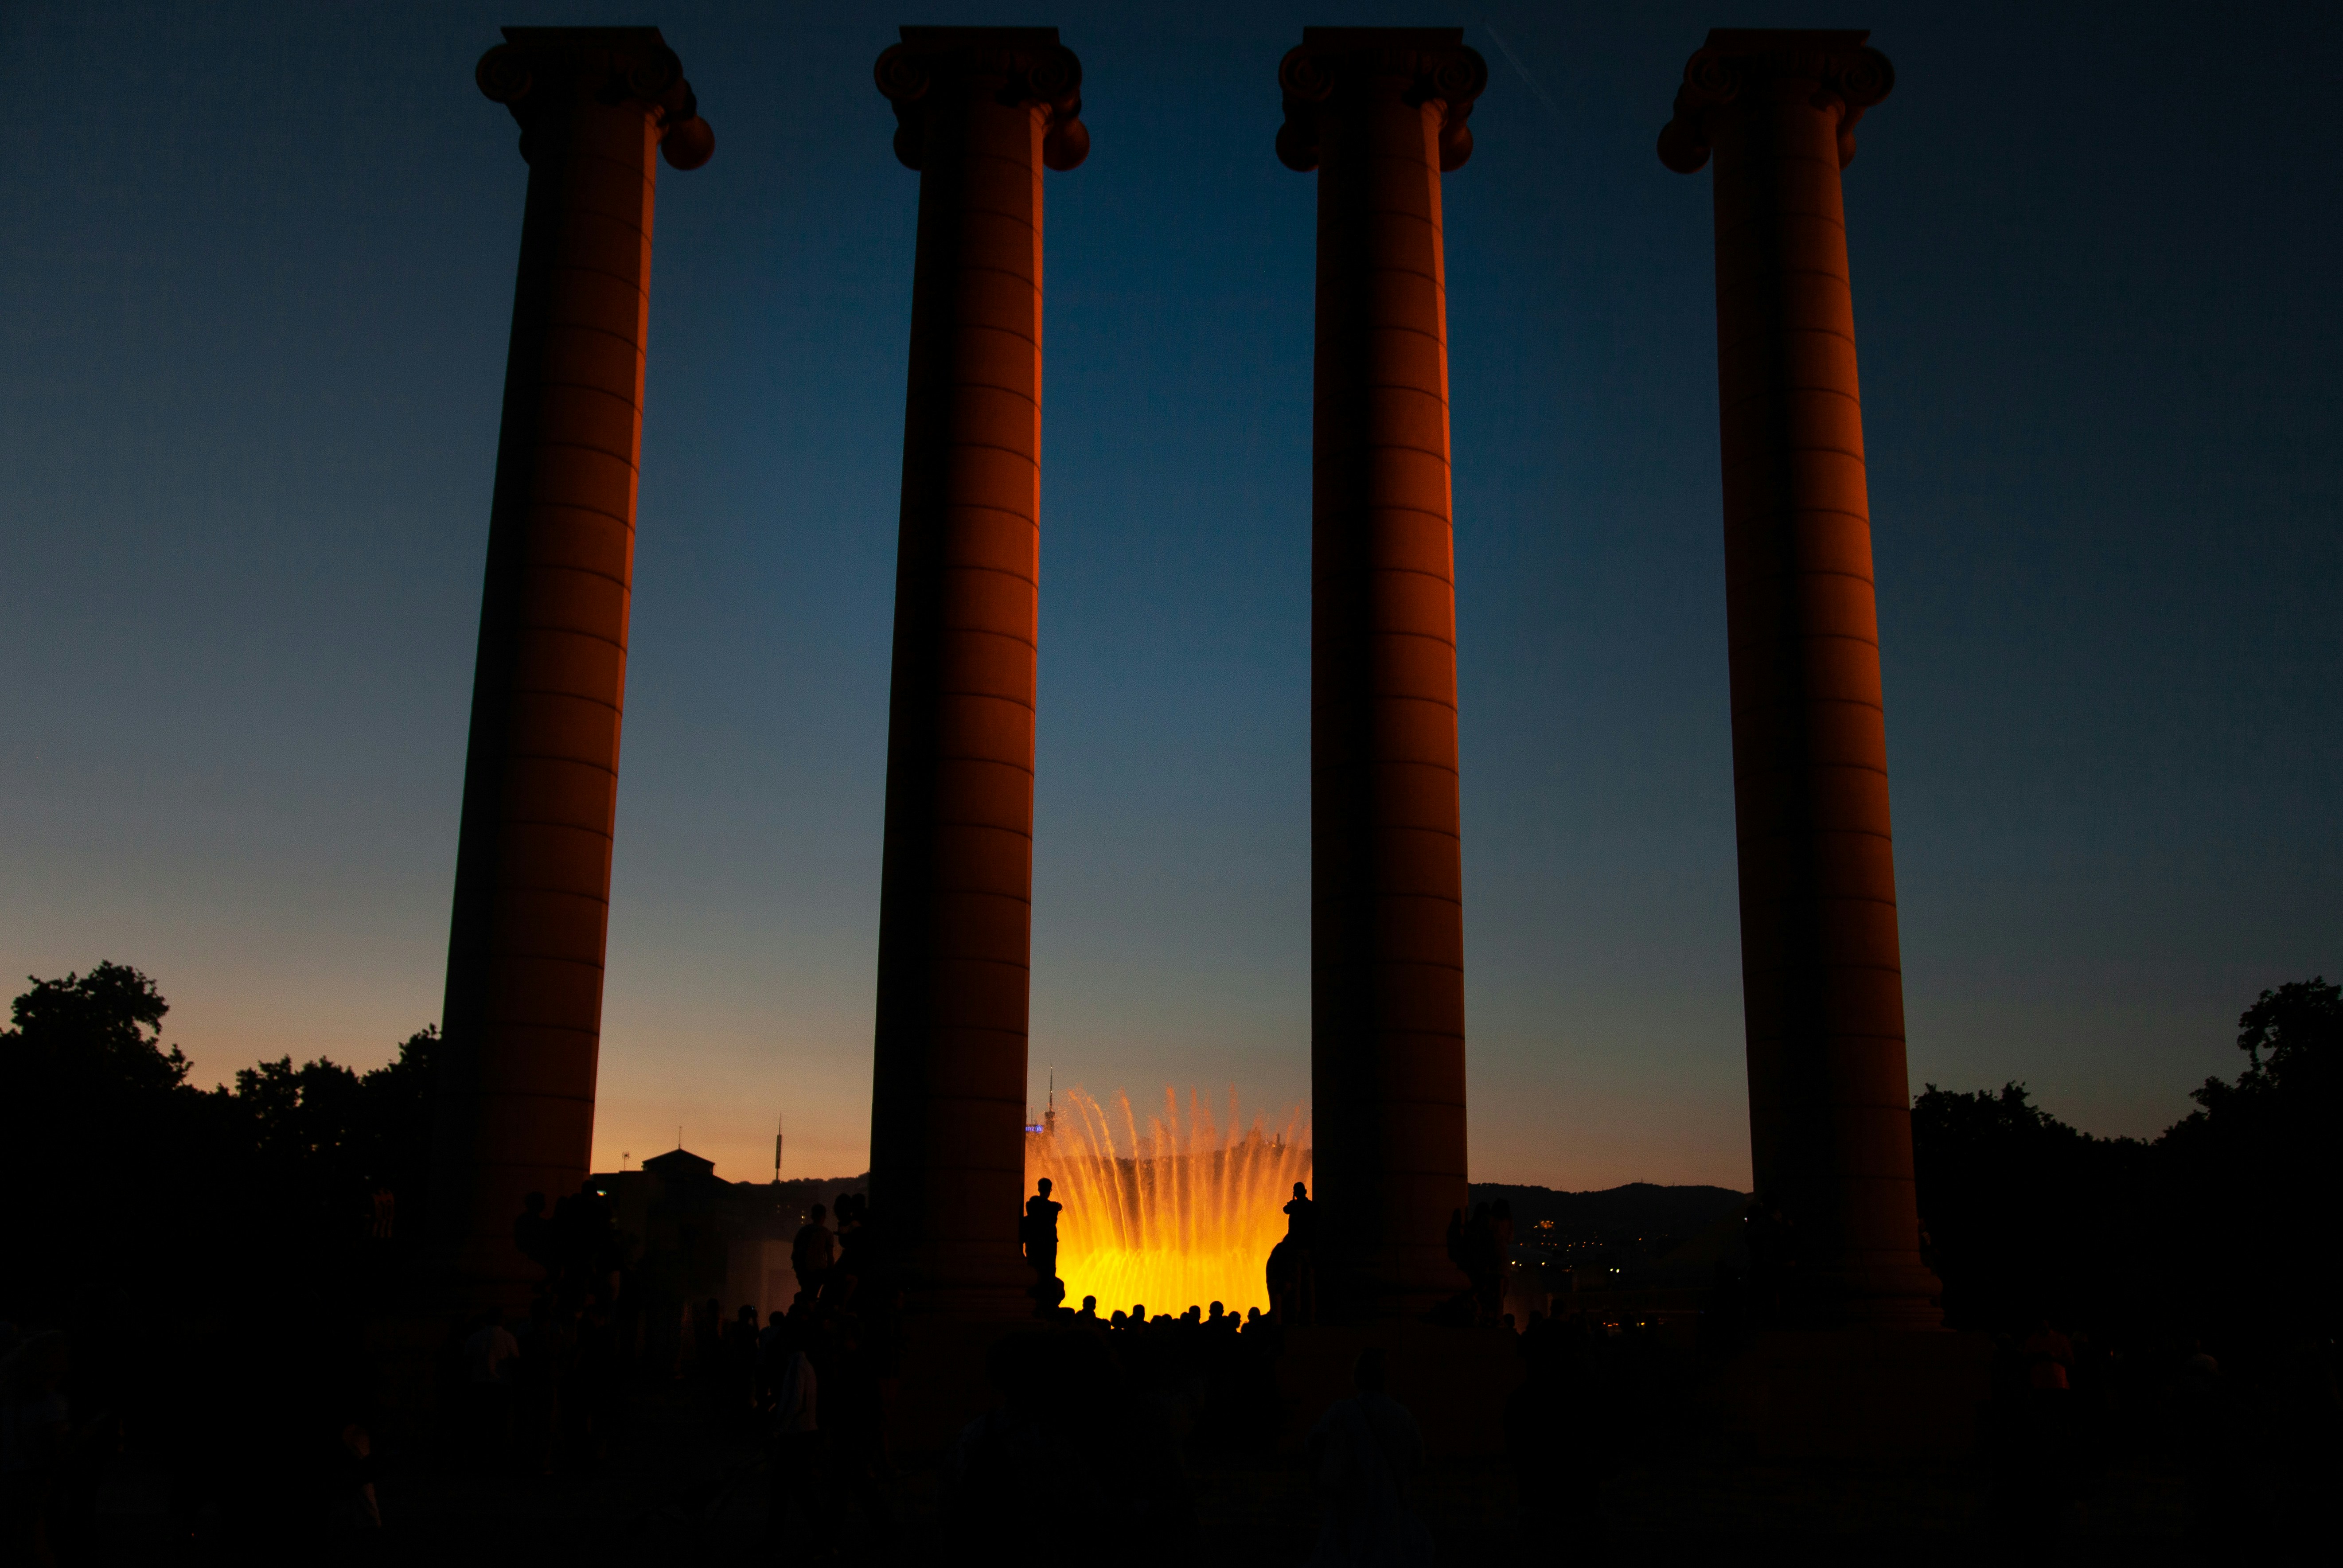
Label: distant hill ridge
xmin=1467 ymin=1180 xmax=1749 ymax=1242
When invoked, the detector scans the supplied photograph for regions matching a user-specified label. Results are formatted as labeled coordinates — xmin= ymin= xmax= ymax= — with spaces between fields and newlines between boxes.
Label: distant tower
xmin=1043 ymin=1069 xmax=1057 ymax=1139
xmin=773 ymin=1112 xmax=784 ymax=1186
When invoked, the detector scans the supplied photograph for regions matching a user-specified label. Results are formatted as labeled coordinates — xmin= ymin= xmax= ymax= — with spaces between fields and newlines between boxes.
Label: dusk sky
xmin=4 ymin=0 xmax=2335 ymax=1190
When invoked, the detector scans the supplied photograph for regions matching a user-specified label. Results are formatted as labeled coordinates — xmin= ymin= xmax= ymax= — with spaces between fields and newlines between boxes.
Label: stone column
xmin=1659 ymin=29 xmax=1940 ymax=1327
xmin=433 ymin=27 xmax=712 ymax=1299
xmin=1277 ymin=28 xmax=1485 ymax=1317
xmin=868 ymin=27 xmax=1087 ymax=1317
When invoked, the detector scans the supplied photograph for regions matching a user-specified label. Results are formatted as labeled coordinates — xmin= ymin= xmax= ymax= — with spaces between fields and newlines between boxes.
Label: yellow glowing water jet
xmin=1025 ymin=1087 xmax=1311 ymax=1319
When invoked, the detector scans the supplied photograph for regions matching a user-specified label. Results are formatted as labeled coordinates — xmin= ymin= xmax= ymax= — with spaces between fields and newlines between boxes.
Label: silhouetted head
xmin=810 ymin=1203 xmax=826 ymax=1223
xmin=1354 ymin=1346 xmax=1388 ymax=1393
xmin=1081 ymin=1295 xmax=1097 ymax=1315
xmin=768 ymin=1311 xmax=784 ymax=1326
xmin=1131 ymin=1303 xmax=1146 ymax=1322
xmin=1037 ymin=1178 xmax=1053 ymax=1197
xmin=1209 ymin=1301 xmax=1224 ymax=1320
xmin=1293 ymin=1181 xmax=1308 ymax=1200
xmin=523 ymin=1191 xmax=546 ymax=1215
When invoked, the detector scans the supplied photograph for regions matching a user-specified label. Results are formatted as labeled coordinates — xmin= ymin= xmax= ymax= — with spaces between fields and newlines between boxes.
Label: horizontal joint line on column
xmin=948 ymin=201 xmax=1040 ymax=236
xmin=499 ymin=751 xmax=618 ymax=777
xmin=1727 ymin=631 xmax=1879 ymax=656
xmin=1719 ymin=324 xmax=1856 ymax=356
xmin=933 ymin=562 xmax=1039 ymax=589
xmin=510 ymin=624 xmax=626 ymax=655
xmin=901 ymin=504 xmax=1038 ymax=529
xmin=1722 ymin=443 xmax=1863 ymax=472
xmin=515 ymin=495 xmax=635 ymax=532
xmin=1314 ymin=889 xmax=1465 ymax=908
xmin=915 ymin=378 xmax=1040 ymax=409
xmin=1334 ymin=320 xmax=1444 ymax=349
xmin=500 ymin=817 xmax=614 ymax=839
xmin=500 ymin=881 xmax=611 ymax=903
xmin=519 ymin=560 xmax=630 ymax=593
xmin=1355 ymin=382 xmax=1451 ymax=407
xmin=543 ymin=257 xmax=650 ymax=298
xmin=1353 ymin=261 xmax=1443 ymax=287
xmin=1314 ymin=503 xmax=1451 ymax=527
xmin=1745 ymin=825 xmax=1895 ymax=844
xmin=928 ymin=690 xmax=1039 ymax=712
xmin=505 ymin=687 xmax=621 ymax=715
xmin=534 ymin=319 xmax=646 ymax=355
xmin=1726 ymin=509 xmax=1870 ymax=532
xmin=1734 ymin=756 xmax=1889 ymax=778
xmin=943 ymin=260 xmax=1041 ymax=291
xmin=932 ymin=321 xmax=1040 ymax=351
xmin=1314 ymin=567 xmax=1455 ymax=592
xmin=893 ymin=953 xmax=1030 ymax=973
xmin=918 ymin=750 xmax=1036 ymax=770
xmin=1720 ymin=387 xmax=1861 ymax=420
xmin=1715 ymin=257 xmax=1837 ymax=292
xmin=930 ymin=820 xmax=1034 ymax=839
xmin=527 ymin=437 xmax=640 ymax=474
xmin=1732 ymin=566 xmax=1876 ymax=590
xmin=931 ymin=625 xmax=1039 ymax=652
xmin=531 ymin=377 xmax=643 ymax=411
xmin=935 ymin=439 xmax=1040 ymax=464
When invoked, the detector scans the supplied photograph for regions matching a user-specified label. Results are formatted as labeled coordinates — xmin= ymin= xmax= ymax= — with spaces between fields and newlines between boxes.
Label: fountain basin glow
xmin=1025 ymin=1087 xmax=1311 ymax=1319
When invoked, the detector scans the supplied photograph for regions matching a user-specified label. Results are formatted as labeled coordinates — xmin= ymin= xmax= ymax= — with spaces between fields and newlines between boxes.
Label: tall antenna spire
xmin=774 ymin=1111 xmax=784 ymax=1185
xmin=1044 ymin=1067 xmax=1056 ymax=1138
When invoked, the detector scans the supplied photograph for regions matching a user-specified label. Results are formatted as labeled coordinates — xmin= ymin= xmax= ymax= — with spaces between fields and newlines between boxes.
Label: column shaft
xmin=1281 ymin=29 xmax=1486 ymax=1316
xmin=869 ymin=28 xmax=1085 ymax=1317
xmin=1662 ymin=30 xmax=1940 ymax=1327
xmin=435 ymin=29 xmax=709 ymax=1299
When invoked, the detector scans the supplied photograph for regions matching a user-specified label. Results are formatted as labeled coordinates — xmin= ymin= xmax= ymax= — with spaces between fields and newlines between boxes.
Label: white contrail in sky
xmin=1481 ymin=16 xmax=1562 ymax=119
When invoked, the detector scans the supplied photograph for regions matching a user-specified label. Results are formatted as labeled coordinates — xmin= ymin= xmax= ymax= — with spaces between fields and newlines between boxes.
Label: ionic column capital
xmin=1276 ymin=26 xmax=1489 ymax=173
xmin=477 ymin=25 xmax=713 ymax=170
xmin=875 ymin=26 xmax=1089 ymax=173
xmin=1657 ymin=27 xmax=1893 ymax=175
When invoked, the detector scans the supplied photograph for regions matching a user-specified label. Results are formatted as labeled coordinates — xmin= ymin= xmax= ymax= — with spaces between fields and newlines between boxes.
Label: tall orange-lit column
xmin=433 ymin=27 xmax=712 ymax=1300
xmin=1278 ymin=28 xmax=1485 ymax=1317
xmin=868 ymin=27 xmax=1087 ymax=1317
xmin=1660 ymin=29 xmax=1940 ymax=1327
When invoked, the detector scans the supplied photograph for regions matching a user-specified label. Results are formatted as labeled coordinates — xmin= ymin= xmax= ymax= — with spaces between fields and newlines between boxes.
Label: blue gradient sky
xmin=4 ymin=1 xmax=2335 ymax=1187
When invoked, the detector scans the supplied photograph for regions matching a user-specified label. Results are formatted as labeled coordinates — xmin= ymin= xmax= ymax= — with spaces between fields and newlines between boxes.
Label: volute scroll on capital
xmin=874 ymin=27 xmax=1089 ymax=174
xmin=477 ymin=26 xmax=714 ymax=170
xmin=1275 ymin=28 xmax=1489 ymax=175
xmin=1657 ymin=27 xmax=1892 ymax=175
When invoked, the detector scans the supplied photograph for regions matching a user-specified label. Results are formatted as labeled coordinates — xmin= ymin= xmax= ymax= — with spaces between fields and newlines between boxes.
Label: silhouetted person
xmin=338 ymin=1422 xmax=382 ymax=1532
xmin=1273 ymin=1181 xmax=1319 ymax=1324
xmin=513 ymin=1190 xmax=554 ymax=1277
xmin=463 ymin=1308 xmax=519 ymax=1462
xmin=0 ymin=1332 xmax=70 ymax=1565
xmin=1077 ymin=1295 xmax=1099 ymax=1324
xmin=764 ymin=1319 xmax=821 ymax=1553
xmin=1021 ymin=1179 xmax=1061 ymax=1292
xmin=1285 ymin=1181 xmax=1317 ymax=1248
xmin=1305 ymin=1347 xmax=1430 ymax=1566
xmin=792 ymin=1203 xmax=836 ymax=1300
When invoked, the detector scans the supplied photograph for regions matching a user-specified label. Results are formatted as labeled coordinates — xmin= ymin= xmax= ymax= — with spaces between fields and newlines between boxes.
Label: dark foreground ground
xmin=68 ymin=1370 xmax=2294 ymax=1567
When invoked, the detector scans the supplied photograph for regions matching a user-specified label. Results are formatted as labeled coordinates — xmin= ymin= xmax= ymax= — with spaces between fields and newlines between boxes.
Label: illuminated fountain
xmin=1025 ymin=1087 xmax=1311 ymax=1318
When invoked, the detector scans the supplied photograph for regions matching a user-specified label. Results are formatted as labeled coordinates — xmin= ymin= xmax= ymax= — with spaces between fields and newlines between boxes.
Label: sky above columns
xmin=2 ymin=0 xmax=2335 ymax=1188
